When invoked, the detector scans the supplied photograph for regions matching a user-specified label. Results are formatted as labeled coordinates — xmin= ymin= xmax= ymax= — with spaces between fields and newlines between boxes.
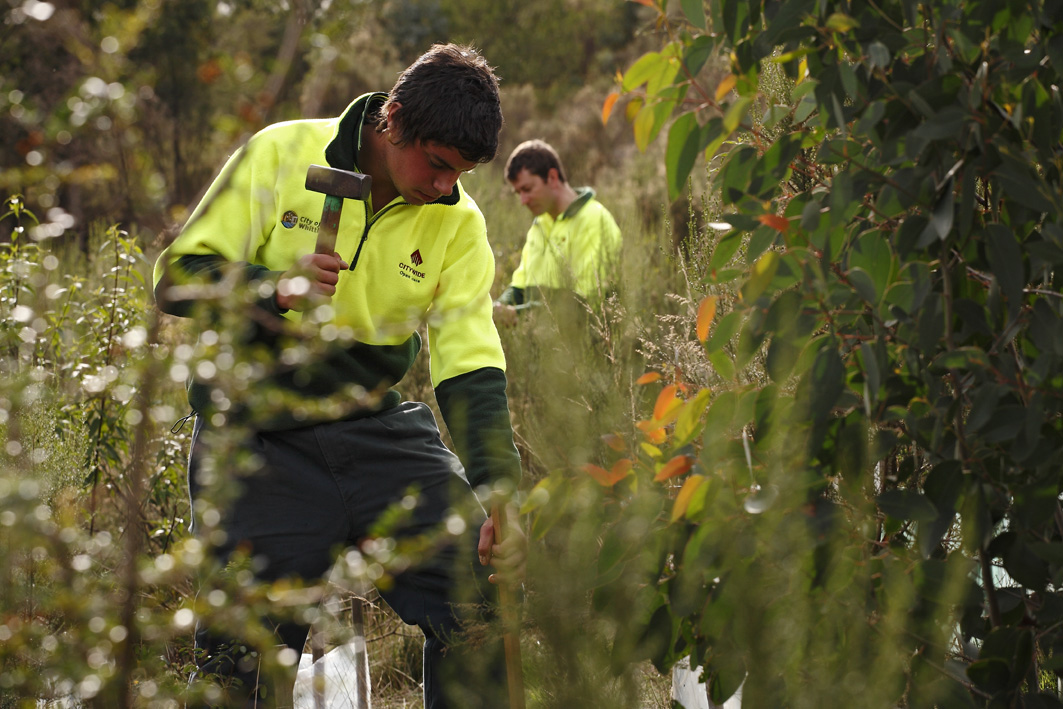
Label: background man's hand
xmin=276 ymin=252 xmax=349 ymax=311
xmin=493 ymin=301 xmax=519 ymax=328
xmin=477 ymin=503 xmax=526 ymax=586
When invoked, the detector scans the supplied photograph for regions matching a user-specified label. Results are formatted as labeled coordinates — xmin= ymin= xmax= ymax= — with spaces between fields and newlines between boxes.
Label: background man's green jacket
xmin=498 ymin=188 xmax=621 ymax=306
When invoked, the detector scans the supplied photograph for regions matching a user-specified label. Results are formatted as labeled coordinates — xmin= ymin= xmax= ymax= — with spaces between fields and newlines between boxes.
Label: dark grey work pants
xmin=186 ymin=402 xmax=505 ymax=708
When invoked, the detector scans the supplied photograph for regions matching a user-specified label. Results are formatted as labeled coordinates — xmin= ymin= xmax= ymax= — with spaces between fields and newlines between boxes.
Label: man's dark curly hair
xmin=378 ymin=44 xmax=503 ymax=164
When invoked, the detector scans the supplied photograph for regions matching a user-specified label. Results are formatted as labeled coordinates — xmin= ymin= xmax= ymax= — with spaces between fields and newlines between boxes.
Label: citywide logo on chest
xmin=399 ymin=249 xmax=426 ymax=282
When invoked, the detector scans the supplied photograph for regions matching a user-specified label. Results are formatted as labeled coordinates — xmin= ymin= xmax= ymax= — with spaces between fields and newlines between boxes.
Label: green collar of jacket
xmin=324 ymin=92 xmax=460 ymax=206
xmin=559 ymin=186 xmax=596 ymax=220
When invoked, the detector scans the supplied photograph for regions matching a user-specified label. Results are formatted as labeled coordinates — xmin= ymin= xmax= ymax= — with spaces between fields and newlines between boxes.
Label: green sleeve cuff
xmin=435 ymin=367 xmax=521 ymax=491
xmin=496 ymin=286 xmax=524 ymax=306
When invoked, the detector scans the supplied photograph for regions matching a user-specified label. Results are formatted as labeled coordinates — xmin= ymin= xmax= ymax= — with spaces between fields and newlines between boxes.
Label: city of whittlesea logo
xmin=399 ymin=250 xmax=425 ymax=282
xmin=282 ymin=209 xmax=319 ymax=233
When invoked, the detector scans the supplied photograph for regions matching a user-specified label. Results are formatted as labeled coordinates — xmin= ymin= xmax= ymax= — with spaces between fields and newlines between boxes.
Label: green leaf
xmin=680 ymin=0 xmax=707 ymax=30
xmin=707 ymin=348 xmax=736 ymax=380
xmin=766 ymin=335 xmax=801 ymax=382
xmin=720 ymin=145 xmax=757 ymax=203
xmin=966 ymin=658 xmax=1011 ymax=694
xmin=867 ymin=40 xmax=891 ymax=71
xmin=985 ymin=224 xmax=1025 ymax=313
xmin=684 ymin=36 xmax=716 ymax=76
xmin=849 ymin=231 xmax=894 ymax=298
xmin=709 ymin=230 xmax=743 ymax=271
xmin=859 ymin=342 xmax=880 ymax=398
xmin=839 ymin=61 xmax=857 ymax=100
xmin=666 ymin=112 xmax=704 ymax=201
xmin=877 ymin=489 xmax=939 ymax=523
xmin=1003 ymin=539 xmax=1050 ymax=590
xmin=623 ymin=51 xmax=668 ymax=92
xmin=825 ymin=12 xmax=859 ymax=32
xmin=741 ymin=251 xmax=779 ymax=302
xmin=930 ymin=346 xmax=989 ymax=371
xmin=806 ymin=344 xmax=844 ymax=421
xmin=995 ymin=158 xmax=1056 ymax=213
xmin=929 ymin=185 xmax=955 ymax=241
xmin=914 ymin=106 xmax=968 ymax=141
xmin=722 ymin=96 xmax=753 ymax=134
xmin=706 ymin=310 xmax=742 ymax=353
xmin=794 ymin=92 xmax=818 ymax=123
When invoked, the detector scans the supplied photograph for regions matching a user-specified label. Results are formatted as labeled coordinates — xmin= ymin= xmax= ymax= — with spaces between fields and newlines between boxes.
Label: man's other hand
xmin=492 ymin=301 xmax=519 ymax=328
xmin=477 ymin=504 xmax=526 ymax=586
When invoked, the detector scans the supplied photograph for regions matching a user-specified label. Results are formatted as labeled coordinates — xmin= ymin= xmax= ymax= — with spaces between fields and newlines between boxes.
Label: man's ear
xmin=547 ymin=167 xmax=562 ymax=187
xmin=385 ymin=102 xmax=403 ymax=140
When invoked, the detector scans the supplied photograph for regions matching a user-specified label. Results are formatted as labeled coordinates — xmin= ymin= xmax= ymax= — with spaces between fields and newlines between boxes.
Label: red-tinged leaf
xmin=696 ymin=295 xmax=717 ymax=342
xmin=582 ymin=461 xmax=632 ymax=487
xmin=671 ymin=474 xmax=705 ymax=522
xmin=602 ymin=92 xmax=620 ymax=125
xmin=654 ymin=454 xmax=695 ymax=482
xmin=601 ymin=433 xmax=627 ymax=452
xmin=653 ymin=384 xmax=681 ymax=421
xmin=637 ymin=372 xmax=663 ymax=385
xmin=629 ymin=0 xmax=656 ymax=6
xmin=611 ymin=458 xmax=634 ymax=478
xmin=715 ymin=74 xmax=736 ymax=102
xmin=757 ymin=213 xmax=790 ymax=232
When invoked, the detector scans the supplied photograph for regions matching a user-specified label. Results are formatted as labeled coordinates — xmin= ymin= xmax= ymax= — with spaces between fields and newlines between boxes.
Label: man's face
xmin=509 ymin=168 xmax=553 ymax=217
xmin=388 ymin=139 xmax=478 ymax=206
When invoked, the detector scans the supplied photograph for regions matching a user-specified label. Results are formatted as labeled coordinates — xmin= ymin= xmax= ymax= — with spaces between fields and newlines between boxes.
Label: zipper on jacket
xmin=347 ymin=201 xmax=405 ymax=272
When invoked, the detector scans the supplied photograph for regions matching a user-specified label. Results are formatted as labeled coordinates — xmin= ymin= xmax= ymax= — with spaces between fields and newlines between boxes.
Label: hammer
xmin=304 ymin=164 xmax=372 ymax=255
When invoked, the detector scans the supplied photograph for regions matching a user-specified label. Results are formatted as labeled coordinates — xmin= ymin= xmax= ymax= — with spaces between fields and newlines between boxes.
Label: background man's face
xmin=510 ymin=168 xmax=553 ymax=217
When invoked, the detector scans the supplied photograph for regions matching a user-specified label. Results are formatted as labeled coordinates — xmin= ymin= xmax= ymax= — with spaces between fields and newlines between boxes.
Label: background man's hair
xmin=505 ymin=139 xmax=567 ymax=184
xmin=379 ymin=43 xmax=503 ymax=164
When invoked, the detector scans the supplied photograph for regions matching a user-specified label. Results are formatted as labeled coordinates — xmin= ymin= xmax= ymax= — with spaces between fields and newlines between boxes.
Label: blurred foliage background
xmin=8 ymin=0 xmax=1063 ymax=707
xmin=0 ymin=0 xmax=700 ymax=706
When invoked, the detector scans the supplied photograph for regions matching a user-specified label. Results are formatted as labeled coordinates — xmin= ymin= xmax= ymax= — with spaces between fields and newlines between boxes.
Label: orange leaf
xmin=653 ymin=384 xmax=681 ymax=421
xmin=757 ymin=213 xmax=789 ymax=232
xmin=637 ymin=371 xmax=662 ymax=385
xmin=602 ymin=92 xmax=620 ymax=125
xmin=628 ymin=0 xmax=656 ymax=6
xmin=654 ymin=454 xmax=695 ymax=482
xmin=581 ymin=461 xmax=632 ymax=487
xmin=636 ymin=420 xmax=668 ymax=444
xmin=715 ymin=74 xmax=737 ymax=102
xmin=671 ymin=475 xmax=705 ymax=522
xmin=696 ymin=295 xmax=717 ymax=342
xmin=601 ymin=433 xmax=626 ymax=452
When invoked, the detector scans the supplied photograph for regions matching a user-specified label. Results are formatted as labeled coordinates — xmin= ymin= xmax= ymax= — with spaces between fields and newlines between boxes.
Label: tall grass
xmin=0 ymin=113 xmax=720 ymax=706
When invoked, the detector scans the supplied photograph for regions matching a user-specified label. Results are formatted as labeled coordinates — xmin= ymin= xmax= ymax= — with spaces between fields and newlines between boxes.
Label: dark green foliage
xmin=582 ymin=0 xmax=1063 ymax=706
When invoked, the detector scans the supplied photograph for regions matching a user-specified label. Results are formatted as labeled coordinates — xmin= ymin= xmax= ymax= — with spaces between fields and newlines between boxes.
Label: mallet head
xmin=304 ymin=164 xmax=372 ymax=200
xmin=304 ymin=165 xmax=372 ymax=255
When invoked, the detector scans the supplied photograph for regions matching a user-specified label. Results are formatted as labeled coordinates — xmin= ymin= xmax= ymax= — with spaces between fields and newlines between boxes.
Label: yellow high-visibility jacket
xmin=153 ymin=92 xmax=519 ymax=488
xmin=498 ymin=189 xmax=621 ymax=305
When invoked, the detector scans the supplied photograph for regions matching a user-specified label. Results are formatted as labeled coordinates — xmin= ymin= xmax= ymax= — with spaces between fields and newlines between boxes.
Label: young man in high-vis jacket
xmin=154 ymin=44 xmax=523 ymax=708
xmin=493 ymin=139 xmax=622 ymax=327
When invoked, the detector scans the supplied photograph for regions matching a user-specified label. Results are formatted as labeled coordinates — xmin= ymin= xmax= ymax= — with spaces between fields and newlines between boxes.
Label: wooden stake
xmin=491 ymin=504 xmax=526 ymax=709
